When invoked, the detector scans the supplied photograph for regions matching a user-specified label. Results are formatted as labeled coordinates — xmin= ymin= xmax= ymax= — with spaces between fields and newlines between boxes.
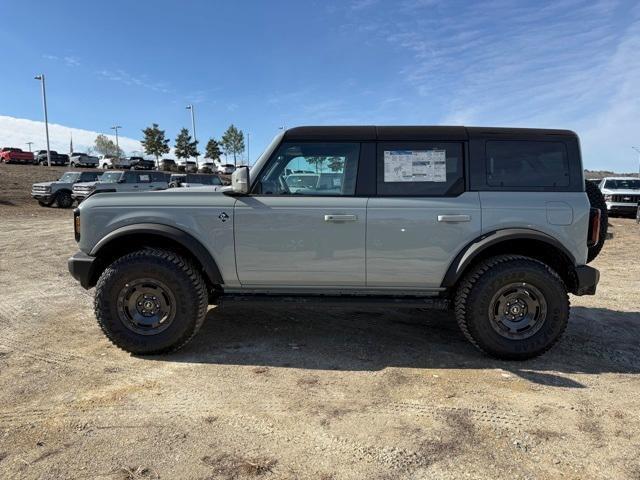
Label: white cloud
xmin=0 ymin=115 xmax=142 ymax=156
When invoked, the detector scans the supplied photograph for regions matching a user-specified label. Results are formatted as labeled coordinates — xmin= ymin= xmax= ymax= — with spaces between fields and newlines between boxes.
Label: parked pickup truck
xmin=72 ymin=170 xmax=169 ymax=202
xmin=32 ymin=171 xmax=102 ymax=208
xmin=598 ymin=177 xmax=640 ymax=216
xmin=70 ymin=153 xmax=99 ymax=168
xmin=168 ymin=173 xmax=224 ymax=189
xmin=68 ymin=126 xmax=606 ymax=360
xmin=0 ymin=147 xmax=34 ymax=164
xmin=34 ymin=150 xmax=69 ymax=166
xmin=129 ymin=157 xmax=156 ymax=170
xmin=99 ymin=156 xmax=133 ymax=169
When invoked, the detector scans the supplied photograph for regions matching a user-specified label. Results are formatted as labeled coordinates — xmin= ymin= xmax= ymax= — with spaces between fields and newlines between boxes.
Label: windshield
xmin=604 ymin=179 xmax=640 ymax=189
xmin=59 ymin=172 xmax=80 ymax=182
xmin=99 ymin=172 xmax=122 ymax=183
xmin=250 ymin=132 xmax=284 ymax=183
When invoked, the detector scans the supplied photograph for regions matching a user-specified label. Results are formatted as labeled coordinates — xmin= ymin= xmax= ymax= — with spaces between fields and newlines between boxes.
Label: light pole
xmin=34 ymin=74 xmax=51 ymax=167
xmin=111 ymin=125 xmax=122 ymax=158
xmin=633 ymin=147 xmax=640 ymax=178
xmin=186 ymin=104 xmax=198 ymax=168
xmin=247 ymin=132 xmax=250 ymax=166
xmin=26 ymin=142 xmax=33 ymax=152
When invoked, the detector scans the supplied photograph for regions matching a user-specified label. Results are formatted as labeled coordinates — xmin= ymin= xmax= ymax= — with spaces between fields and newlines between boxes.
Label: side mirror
xmin=230 ymin=166 xmax=250 ymax=194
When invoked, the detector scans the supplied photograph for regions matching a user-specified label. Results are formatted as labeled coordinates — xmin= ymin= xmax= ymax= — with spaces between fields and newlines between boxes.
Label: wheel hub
xmin=489 ymin=283 xmax=547 ymax=340
xmin=116 ymin=278 xmax=176 ymax=335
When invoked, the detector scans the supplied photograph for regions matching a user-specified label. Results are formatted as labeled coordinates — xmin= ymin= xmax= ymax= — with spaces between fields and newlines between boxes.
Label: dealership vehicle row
xmin=1 ymin=145 xmax=236 ymax=174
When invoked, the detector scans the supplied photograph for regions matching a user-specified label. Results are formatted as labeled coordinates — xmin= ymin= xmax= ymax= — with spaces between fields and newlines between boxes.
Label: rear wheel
xmin=455 ymin=255 xmax=569 ymax=360
xmin=55 ymin=191 xmax=73 ymax=208
xmin=95 ymin=248 xmax=208 ymax=355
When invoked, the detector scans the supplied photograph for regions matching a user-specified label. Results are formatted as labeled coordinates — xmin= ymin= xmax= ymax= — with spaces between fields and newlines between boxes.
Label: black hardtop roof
xmin=283 ymin=126 xmax=577 ymax=141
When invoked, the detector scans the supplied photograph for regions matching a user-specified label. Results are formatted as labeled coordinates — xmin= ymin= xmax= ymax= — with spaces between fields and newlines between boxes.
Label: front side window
xmin=253 ymin=142 xmax=360 ymax=196
xmin=377 ymin=142 xmax=464 ymax=196
xmin=486 ymin=141 xmax=569 ymax=188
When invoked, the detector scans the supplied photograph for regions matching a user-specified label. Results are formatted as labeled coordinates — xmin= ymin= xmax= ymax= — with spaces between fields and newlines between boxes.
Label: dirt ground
xmin=1 ymin=164 xmax=639 ymax=480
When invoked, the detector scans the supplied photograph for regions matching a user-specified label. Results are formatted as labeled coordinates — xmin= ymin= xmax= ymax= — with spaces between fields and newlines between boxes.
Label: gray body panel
xmin=479 ymin=192 xmax=590 ymax=265
xmin=233 ymin=196 xmax=367 ymax=287
xmin=366 ymin=193 xmax=481 ymax=288
xmin=77 ymin=190 xmax=240 ymax=287
xmin=73 ymin=128 xmax=593 ymax=295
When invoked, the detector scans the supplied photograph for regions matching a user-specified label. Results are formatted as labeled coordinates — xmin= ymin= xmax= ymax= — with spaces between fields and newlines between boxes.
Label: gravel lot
xmin=1 ymin=164 xmax=639 ymax=479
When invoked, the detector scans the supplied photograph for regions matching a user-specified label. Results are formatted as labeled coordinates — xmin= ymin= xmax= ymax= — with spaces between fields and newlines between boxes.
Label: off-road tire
xmin=95 ymin=248 xmax=208 ymax=355
xmin=455 ymin=255 xmax=569 ymax=360
xmin=55 ymin=191 xmax=73 ymax=208
xmin=585 ymin=180 xmax=607 ymax=262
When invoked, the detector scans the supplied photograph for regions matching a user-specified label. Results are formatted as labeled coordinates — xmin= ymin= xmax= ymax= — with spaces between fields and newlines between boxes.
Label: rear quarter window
xmin=485 ymin=141 xmax=569 ymax=188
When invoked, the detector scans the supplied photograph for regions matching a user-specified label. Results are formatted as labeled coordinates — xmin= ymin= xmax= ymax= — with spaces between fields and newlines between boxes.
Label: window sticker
xmin=139 ymin=174 xmax=150 ymax=182
xmin=383 ymin=150 xmax=447 ymax=182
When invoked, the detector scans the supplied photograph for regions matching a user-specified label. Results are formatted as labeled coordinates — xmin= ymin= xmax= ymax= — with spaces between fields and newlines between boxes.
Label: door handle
xmin=324 ymin=214 xmax=357 ymax=222
xmin=437 ymin=214 xmax=471 ymax=223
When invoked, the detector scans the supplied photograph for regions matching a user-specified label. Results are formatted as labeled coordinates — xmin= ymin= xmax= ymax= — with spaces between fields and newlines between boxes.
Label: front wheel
xmin=95 ymin=248 xmax=208 ymax=355
xmin=455 ymin=255 xmax=569 ymax=360
xmin=55 ymin=191 xmax=74 ymax=208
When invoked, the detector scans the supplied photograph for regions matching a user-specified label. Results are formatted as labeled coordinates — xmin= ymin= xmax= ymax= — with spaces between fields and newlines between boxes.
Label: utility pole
xmin=186 ymin=104 xmax=198 ymax=168
xmin=26 ymin=142 xmax=33 ymax=152
xmin=34 ymin=74 xmax=51 ymax=167
xmin=247 ymin=132 xmax=250 ymax=166
xmin=111 ymin=125 xmax=122 ymax=158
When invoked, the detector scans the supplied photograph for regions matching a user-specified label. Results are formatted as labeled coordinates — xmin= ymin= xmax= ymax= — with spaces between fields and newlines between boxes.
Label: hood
xmin=158 ymin=185 xmax=228 ymax=193
xmin=32 ymin=181 xmax=56 ymax=188
xmin=601 ymin=188 xmax=640 ymax=195
xmin=79 ymin=187 xmax=235 ymax=211
xmin=73 ymin=181 xmax=99 ymax=188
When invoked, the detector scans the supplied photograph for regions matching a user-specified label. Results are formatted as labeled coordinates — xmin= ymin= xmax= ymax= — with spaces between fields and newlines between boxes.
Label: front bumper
xmin=606 ymin=202 xmax=638 ymax=214
xmin=68 ymin=252 xmax=97 ymax=289
xmin=31 ymin=193 xmax=54 ymax=202
xmin=72 ymin=192 xmax=91 ymax=201
xmin=573 ymin=265 xmax=600 ymax=296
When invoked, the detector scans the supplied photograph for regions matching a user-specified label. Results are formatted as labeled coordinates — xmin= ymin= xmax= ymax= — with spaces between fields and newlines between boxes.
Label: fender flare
xmin=441 ymin=228 xmax=577 ymax=288
xmin=90 ymin=223 xmax=224 ymax=285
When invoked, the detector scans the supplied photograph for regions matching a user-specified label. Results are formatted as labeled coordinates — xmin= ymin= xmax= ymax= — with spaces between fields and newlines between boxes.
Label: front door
xmin=234 ymin=141 xmax=366 ymax=288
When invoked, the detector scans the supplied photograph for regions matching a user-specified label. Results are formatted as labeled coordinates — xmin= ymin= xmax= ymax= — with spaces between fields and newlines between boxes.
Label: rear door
xmin=366 ymin=141 xmax=481 ymax=289
xmin=234 ymin=141 xmax=367 ymax=287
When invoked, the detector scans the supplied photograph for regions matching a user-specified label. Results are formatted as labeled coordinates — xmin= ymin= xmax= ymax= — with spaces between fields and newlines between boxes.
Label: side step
xmin=218 ymin=294 xmax=449 ymax=310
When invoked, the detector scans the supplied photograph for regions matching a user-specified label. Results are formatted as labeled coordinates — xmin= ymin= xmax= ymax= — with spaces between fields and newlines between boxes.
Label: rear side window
xmin=376 ymin=142 xmax=464 ymax=196
xmin=486 ymin=141 xmax=569 ymax=188
xmin=151 ymin=172 xmax=167 ymax=182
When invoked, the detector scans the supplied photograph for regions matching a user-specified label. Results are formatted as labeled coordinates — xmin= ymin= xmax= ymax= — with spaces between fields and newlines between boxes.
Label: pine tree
xmin=220 ymin=124 xmax=245 ymax=166
xmin=205 ymin=138 xmax=223 ymax=162
xmin=141 ymin=123 xmax=170 ymax=167
xmin=174 ymin=128 xmax=199 ymax=160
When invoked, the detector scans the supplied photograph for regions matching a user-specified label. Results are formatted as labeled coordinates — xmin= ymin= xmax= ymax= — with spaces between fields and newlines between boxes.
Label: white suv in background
xmin=99 ymin=156 xmax=133 ymax=170
xmin=216 ymin=163 xmax=236 ymax=174
xmin=599 ymin=177 xmax=640 ymax=216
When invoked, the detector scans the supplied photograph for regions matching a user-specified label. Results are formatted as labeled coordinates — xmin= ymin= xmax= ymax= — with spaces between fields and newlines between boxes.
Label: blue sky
xmin=0 ymin=0 xmax=639 ymax=171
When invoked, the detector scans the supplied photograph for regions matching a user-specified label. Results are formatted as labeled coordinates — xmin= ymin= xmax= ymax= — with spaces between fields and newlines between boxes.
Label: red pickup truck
xmin=0 ymin=147 xmax=35 ymax=164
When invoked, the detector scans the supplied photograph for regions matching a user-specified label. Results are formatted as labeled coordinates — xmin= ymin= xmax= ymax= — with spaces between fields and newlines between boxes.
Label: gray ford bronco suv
xmin=68 ymin=126 xmax=604 ymax=359
xmin=32 ymin=170 xmax=101 ymax=208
